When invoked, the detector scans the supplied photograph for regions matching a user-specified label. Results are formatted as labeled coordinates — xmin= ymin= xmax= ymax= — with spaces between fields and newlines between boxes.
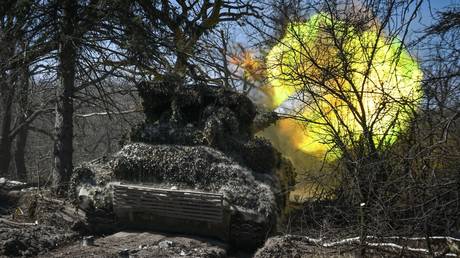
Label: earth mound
xmin=0 ymin=186 xmax=81 ymax=257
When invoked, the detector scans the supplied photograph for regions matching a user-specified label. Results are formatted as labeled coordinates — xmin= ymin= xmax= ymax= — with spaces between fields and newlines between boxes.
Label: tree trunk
xmin=0 ymin=80 xmax=14 ymax=177
xmin=14 ymin=65 xmax=30 ymax=181
xmin=53 ymin=0 xmax=77 ymax=196
xmin=173 ymin=53 xmax=188 ymax=78
xmin=14 ymin=125 xmax=28 ymax=181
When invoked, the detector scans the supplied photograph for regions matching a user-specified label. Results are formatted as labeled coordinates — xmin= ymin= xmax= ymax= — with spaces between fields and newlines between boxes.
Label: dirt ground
xmin=40 ymin=231 xmax=231 ymax=258
xmin=0 ymin=223 xmax=77 ymax=257
xmin=0 ymin=222 xmax=254 ymax=258
xmin=0 ymin=191 xmax=79 ymax=257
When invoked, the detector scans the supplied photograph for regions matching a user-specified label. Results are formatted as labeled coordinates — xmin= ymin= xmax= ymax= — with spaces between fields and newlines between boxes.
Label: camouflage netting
xmin=111 ymin=143 xmax=277 ymax=217
xmin=71 ymin=77 xmax=295 ymax=249
xmin=131 ymin=79 xmax=279 ymax=175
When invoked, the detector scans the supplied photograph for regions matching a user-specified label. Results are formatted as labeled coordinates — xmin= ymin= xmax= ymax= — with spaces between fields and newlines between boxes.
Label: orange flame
xmin=229 ymin=50 xmax=265 ymax=82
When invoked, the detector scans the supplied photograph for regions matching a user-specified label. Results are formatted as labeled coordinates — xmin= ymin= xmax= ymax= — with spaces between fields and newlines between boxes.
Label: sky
xmin=234 ymin=0 xmax=458 ymax=47
xmin=409 ymin=0 xmax=459 ymax=59
xmin=412 ymin=0 xmax=458 ymax=34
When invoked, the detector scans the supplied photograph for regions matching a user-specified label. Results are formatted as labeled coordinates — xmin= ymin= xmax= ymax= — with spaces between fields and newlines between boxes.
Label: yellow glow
xmin=265 ymin=13 xmax=423 ymax=160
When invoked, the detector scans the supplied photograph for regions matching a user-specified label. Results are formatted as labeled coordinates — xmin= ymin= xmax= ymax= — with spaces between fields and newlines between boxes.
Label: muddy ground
xmin=40 ymin=231 xmax=231 ymax=258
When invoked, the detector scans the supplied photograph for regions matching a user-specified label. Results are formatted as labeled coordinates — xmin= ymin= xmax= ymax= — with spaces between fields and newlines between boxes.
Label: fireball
xmin=265 ymin=13 xmax=423 ymax=160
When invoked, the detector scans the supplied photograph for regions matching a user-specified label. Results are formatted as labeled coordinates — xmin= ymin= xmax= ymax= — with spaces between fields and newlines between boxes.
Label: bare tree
xmin=112 ymin=0 xmax=260 ymax=83
xmin=264 ymin=0 xmax=423 ymax=201
xmin=0 ymin=0 xmax=51 ymax=178
xmin=0 ymin=1 xmax=30 ymax=177
xmin=49 ymin=0 xmax=127 ymax=195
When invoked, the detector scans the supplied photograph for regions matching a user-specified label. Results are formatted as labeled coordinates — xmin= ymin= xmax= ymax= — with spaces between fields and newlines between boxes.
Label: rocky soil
xmin=0 ymin=223 xmax=76 ymax=257
xmin=0 ymin=186 xmax=79 ymax=257
xmin=40 ymin=231 xmax=229 ymax=258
